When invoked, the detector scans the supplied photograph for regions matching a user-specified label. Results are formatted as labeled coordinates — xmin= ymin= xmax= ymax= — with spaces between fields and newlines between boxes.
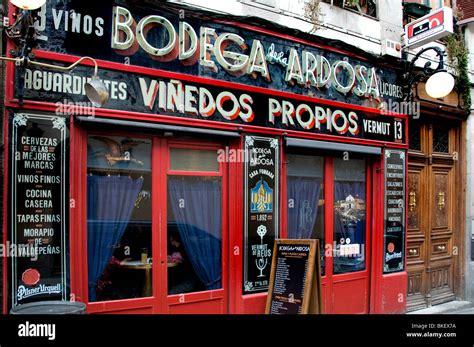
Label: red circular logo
xmin=22 ymin=268 xmax=41 ymax=286
xmin=387 ymin=243 xmax=395 ymax=253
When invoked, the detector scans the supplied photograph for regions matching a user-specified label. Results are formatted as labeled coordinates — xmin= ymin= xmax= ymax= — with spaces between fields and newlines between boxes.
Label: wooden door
xmin=82 ymin=132 xmax=230 ymax=314
xmin=407 ymin=121 xmax=459 ymax=311
xmin=162 ymin=139 xmax=229 ymax=314
xmin=284 ymin=153 xmax=372 ymax=313
xmin=329 ymin=157 xmax=372 ymax=314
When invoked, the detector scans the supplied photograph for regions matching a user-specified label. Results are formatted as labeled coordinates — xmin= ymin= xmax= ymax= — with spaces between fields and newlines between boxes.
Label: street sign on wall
xmin=405 ymin=6 xmax=453 ymax=48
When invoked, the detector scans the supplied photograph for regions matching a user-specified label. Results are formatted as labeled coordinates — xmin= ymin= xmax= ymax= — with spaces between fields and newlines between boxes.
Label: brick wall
xmin=458 ymin=0 xmax=474 ymax=19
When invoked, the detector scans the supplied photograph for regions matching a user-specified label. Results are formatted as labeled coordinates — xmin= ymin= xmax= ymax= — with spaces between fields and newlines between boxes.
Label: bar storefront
xmin=3 ymin=1 xmax=408 ymax=314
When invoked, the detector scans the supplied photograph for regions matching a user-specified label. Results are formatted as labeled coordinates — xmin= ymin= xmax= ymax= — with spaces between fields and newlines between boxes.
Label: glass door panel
xmin=333 ymin=158 xmax=366 ymax=274
xmin=167 ymin=147 xmax=223 ymax=295
xmin=86 ymin=135 xmax=152 ymax=302
xmin=286 ymin=154 xmax=325 ymax=274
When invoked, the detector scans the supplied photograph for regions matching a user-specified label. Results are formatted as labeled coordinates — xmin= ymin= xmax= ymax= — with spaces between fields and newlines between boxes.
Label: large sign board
xmin=29 ymin=1 xmax=404 ymax=108
xmin=17 ymin=64 xmax=407 ymax=145
xmin=9 ymin=114 xmax=69 ymax=307
xmin=383 ymin=149 xmax=406 ymax=273
xmin=405 ymin=7 xmax=453 ymax=49
xmin=243 ymin=136 xmax=279 ymax=294
xmin=266 ymin=239 xmax=322 ymax=314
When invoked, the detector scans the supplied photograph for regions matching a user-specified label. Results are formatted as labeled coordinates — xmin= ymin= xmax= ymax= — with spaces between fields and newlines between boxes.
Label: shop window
xmin=423 ymin=0 xmax=450 ymax=10
xmin=432 ymin=124 xmax=450 ymax=153
xmin=86 ymin=136 xmax=152 ymax=302
xmin=170 ymin=148 xmax=220 ymax=172
xmin=333 ymin=158 xmax=366 ymax=274
xmin=322 ymin=0 xmax=377 ymax=18
xmin=286 ymin=154 xmax=325 ymax=274
xmin=167 ymin=175 xmax=222 ymax=295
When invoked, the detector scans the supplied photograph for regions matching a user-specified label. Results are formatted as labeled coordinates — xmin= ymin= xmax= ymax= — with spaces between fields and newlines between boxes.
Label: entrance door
xmin=162 ymin=140 xmax=228 ymax=313
xmin=407 ymin=121 xmax=459 ymax=311
xmin=83 ymin=133 xmax=228 ymax=314
xmin=285 ymin=153 xmax=371 ymax=314
xmin=329 ymin=157 xmax=371 ymax=314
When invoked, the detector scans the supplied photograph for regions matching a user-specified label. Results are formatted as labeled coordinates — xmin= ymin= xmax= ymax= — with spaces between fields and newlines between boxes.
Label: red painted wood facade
xmin=2 ymin=2 xmax=409 ymax=314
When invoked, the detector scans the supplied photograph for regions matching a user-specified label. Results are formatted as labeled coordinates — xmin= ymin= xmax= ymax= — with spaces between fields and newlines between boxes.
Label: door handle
xmin=438 ymin=192 xmax=445 ymax=210
xmin=435 ymin=245 xmax=446 ymax=252
xmin=408 ymin=248 xmax=418 ymax=256
xmin=409 ymin=191 xmax=416 ymax=212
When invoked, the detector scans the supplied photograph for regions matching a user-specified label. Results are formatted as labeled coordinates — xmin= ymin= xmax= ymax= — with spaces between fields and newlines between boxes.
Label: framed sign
xmin=405 ymin=7 xmax=453 ymax=49
xmin=31 ymin=1 xmax=404 ymax=109
xmin=18 ymin=64 xmax=406 ymax=144
xmin=243 ymin=136 xmax=279 ymax=294
xmin=383 ymin=149 xmax=406 ymax=273
xmin=9 ymin=113 xmax=69 ymax=307
xmin=266 ymin=239 xmax=322 ymax=314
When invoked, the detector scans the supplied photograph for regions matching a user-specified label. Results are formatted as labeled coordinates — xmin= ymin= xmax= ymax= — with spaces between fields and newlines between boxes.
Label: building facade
xmin=1 ymin=0 xmax=412 ymax=314
xmin=457 ymin=0 xmax=474 ymax=307
xmin=403 ymin=0 xmax=470 ymax=312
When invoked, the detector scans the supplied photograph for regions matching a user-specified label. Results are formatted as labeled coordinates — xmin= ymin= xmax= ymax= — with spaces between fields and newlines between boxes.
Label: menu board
xmin=266 ymin=239 xmax=321 ymax=314
xmin=383 ymin=149 xmax=406 ymax=273
xmin=9 ymin=113 xmax=69 ymax=307
xmin=243 ymin=136 xmax=279 ymax=294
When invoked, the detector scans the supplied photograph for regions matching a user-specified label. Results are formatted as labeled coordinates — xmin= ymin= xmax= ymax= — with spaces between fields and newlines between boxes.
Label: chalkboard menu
xmin=266 ymin=239 xmax=321 ymax=314
xmin=383 ymin=149 xmax=406 ymax=273
xmin=9 ymin=113 xmax=69 ymax=307
xmin=243 ymin=136 xmax=279 ymax=294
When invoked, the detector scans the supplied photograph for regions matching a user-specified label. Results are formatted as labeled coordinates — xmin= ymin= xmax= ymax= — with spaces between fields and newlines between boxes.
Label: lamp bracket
xmin=403 ymin=46 xmax=446 ymax=101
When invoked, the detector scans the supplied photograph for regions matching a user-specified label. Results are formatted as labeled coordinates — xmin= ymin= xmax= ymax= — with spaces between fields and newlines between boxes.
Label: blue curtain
xmin=168 ymin=177 xmax=222 ymax=290
xmin=287 ymin=177 xmax=321 ymax=239
xmin=334 ymin=182 xmax=365 ymax=246
xmin=87 ymin=175 xmax=143 ymax=301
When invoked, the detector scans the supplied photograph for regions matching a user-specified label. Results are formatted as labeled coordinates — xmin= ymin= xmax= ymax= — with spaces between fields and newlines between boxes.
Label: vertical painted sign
xmin=243 ymin=136 xmax=279 ymax=294
xmin=10 ymin=113 xmax=69 ymax=307
xmin=383 ymin=149 xmax=406 ymax=273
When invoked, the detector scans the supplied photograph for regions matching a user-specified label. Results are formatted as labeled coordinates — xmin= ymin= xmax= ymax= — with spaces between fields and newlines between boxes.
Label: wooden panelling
xmin=407 ymin=119 xmax=462 ymax=312
xmin=408 ymin=171 xmax=421 ymax=231
xmin=430 ymin=267 xmax=450 ymax=291
xmin=431 ymin=171 xmax=449 ymax=230
xmin=408 ymin=271 xmax=423 ymax=297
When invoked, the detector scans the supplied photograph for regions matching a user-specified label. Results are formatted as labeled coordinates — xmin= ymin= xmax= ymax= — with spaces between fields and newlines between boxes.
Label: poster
xmin=9 ymin=113 xmax=69 ymax=307
xmin=243 ymin=136 xmax=279 ymax=294
xmin=383 ymin=149 xmax=406 ymax=273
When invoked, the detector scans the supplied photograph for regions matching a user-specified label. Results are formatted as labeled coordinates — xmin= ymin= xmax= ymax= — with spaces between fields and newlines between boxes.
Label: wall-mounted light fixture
xmin=0 ymin=0 xmax=110 ymax=107
xmin=404 ymin=46 xmax=455 ymax=101
xmin=10 ymin=0 xmax=46 ymax=10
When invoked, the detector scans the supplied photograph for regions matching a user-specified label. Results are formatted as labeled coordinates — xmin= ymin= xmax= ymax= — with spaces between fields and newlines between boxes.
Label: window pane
xmin=170 ymin=148 xmax=219 ymax=172
xmin=333 ymin=158 xmax=366 ymax=274
xmin=287 ymin=154 xmax=325 ymax=274
xmin=409 ymin=121 xmax=421 ymax=151
xmin=433 ymin=124 xmax=450 ymax=153
xmin=87 ymin=136 xmax=152 ymax=302
xmin=167 ymin=176 xmax=222 ymax=294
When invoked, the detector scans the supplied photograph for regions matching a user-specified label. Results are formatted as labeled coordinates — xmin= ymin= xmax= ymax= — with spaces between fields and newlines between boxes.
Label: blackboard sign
xmin=383 ymin=149 xmax=406 ymax=273
xmin=266 ymin=239 xmax=322 ymax=314
xmin=9 ymin=113 xmax=69 ymax=307
xmin=243 ymin=136 xmax=279 ymax=294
